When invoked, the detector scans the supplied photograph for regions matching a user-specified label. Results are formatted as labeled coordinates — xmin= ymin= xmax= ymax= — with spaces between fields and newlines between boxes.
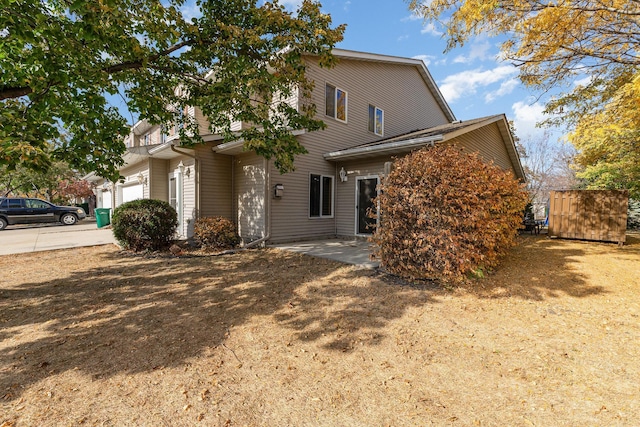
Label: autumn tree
xmin=407 ymin=0 xmax=639 ymax=194
xmin=517 ymin=130 xmax=577 ymax=215
xmin=372 ymin=145 xmax=528 ymax=283
xmin=0 ymin=161 xmax=74 ymax=200
xmin=1 ymin=0 xmax=345 ymax=180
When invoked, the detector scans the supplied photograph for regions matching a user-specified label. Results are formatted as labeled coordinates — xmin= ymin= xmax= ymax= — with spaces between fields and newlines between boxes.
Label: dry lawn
xmin=1 ymin=233 xmax=640 ymax=426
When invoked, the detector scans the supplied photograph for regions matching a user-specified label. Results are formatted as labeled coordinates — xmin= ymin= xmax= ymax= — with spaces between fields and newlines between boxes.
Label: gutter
xmin=324 ymin=135 xmax=444 ymax=161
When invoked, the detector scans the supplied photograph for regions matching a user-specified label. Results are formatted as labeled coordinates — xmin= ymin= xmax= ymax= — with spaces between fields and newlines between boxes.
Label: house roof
xmin=324 ymin=114 xmax=526 ymax=181
xmin=328 ymin=49 xmax=456 ymax=123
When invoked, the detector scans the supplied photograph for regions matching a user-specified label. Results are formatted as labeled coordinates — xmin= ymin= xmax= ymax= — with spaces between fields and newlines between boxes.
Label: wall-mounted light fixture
xmin=339 ymin=167 xmax=348 ymax=182
xmin=137 ymin=172 xmax=147 ymax=185
xmin=185 ymin=167 xmax=191 ymax=178
xmin=274 ymin=183 xmax=284 ymax=198
xmin=177 ymin=160 xmax=185 ymax=175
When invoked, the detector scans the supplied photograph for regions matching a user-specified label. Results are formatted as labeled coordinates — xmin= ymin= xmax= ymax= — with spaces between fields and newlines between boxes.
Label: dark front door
xmin=357 ymin=177 xmax=378 ymax=235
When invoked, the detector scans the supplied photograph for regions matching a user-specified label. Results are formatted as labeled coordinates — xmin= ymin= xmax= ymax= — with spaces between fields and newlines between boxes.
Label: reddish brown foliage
xmin=194 ymin=216 xmax=240 ymax=251
xmin=372 ymin=144 xmax=528 ymax=283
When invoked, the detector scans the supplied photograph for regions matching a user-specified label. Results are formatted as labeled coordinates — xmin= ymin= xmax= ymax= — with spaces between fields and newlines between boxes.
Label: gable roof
xmin=329 ymin=49 xmax=456 ymax=123
xmin=324 ymin=114 xmax=526 ymax=181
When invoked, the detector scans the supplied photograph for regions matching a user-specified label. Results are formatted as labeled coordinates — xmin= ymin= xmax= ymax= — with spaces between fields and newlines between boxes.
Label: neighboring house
xmin=86 ymin=49 xmax=525 ymax=242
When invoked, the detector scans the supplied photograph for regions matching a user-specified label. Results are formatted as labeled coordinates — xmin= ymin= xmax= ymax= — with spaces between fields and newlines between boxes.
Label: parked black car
xmin=0 ymin=197 xmax=87 ymax=230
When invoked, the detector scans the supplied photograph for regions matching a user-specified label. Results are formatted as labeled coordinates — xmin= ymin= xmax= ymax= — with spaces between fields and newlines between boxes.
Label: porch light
xmin=339 ymin=167 xmax=348 ymax=182
xmin=185 ymin=167 xmax=191 ymax=178
xmin=178 ymin=160 xmax=185 ymax=174
xmin=137 ymin=172 xmax=147 ymax=185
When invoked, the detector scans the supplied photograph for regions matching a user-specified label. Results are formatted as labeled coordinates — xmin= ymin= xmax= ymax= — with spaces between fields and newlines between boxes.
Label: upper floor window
xmin=368 ymin=105 xmax=384 ymax=136
xmin=142 ymin=132 xmax=151 ymax=146
xmin=309 ymin=174 xmax=333 ymax=218
xmin=325 ymin=83 xmax=347 ymax=122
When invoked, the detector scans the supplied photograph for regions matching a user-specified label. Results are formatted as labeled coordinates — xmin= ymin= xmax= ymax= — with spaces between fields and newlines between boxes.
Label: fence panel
xmin=548 ymin=190 xmax=628 ymax=244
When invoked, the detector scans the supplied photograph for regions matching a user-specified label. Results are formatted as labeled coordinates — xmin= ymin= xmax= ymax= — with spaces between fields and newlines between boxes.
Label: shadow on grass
xmin=0 ymin=248 xmax=436 ymax=400
xmin=461 ymin=234 xmax=611 ymax=300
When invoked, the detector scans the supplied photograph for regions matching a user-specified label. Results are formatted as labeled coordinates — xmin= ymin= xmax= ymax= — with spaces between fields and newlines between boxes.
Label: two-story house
xmin=87 ymin=49 xmax=525 ymax=242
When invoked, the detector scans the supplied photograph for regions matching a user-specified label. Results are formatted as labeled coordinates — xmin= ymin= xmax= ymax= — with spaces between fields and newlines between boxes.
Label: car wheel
xmin=60 ymin=213 xmax=78 ymax=225
xmin=0 ymin=217 xmax=7 ymax=230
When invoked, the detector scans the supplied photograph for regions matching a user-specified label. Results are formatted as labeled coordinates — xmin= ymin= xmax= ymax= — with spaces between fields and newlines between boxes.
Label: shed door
xmin=356 ymin=177 xmax=378 ymax=235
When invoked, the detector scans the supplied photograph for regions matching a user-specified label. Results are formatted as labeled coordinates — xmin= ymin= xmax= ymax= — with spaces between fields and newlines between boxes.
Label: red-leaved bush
xmin=371 ymin=144 xmax=528 ymax=283
xmin=194 ymin=216 xmax=240 ymax=251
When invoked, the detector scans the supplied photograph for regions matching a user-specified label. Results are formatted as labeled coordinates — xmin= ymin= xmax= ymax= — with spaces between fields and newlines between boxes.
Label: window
xmin=26 ymin=199 xmax=51 ymax=209
xmin=309 ymin=174 xmax=333 ymax=218
xmin=325 ymin=83 xmax=347 ymax=122
xmin=143 ymin=132 xmax=151 ymax=146
xmin=368 ymin=105 xmax=384 ymax=136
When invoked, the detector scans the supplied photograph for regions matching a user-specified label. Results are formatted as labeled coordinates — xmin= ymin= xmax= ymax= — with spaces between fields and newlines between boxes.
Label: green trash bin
xmin=95 ymin=208 xmax=111 ymax=228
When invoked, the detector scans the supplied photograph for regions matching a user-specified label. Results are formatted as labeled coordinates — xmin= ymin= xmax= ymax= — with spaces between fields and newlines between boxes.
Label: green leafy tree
xmin=407 ymin=0 xmax=639 ymax=195
xmin=1 ymin=0 xmax=345 ymax=180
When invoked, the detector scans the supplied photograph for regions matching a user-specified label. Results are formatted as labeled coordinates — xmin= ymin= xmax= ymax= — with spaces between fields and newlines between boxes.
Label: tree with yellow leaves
xmin=408 ymin=0 xmax=639 ymax=196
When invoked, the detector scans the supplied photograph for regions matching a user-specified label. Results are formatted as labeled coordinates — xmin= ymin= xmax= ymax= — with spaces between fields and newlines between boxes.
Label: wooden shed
xmin=548 ymin=190 xmax=629 ymax=244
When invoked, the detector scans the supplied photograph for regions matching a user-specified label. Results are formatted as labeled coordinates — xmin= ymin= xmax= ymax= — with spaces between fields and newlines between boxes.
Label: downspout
xmin=245 ymin=158 xmax=271 ymax=248
xmin=170 ymin=144 xmax=199 ymax=221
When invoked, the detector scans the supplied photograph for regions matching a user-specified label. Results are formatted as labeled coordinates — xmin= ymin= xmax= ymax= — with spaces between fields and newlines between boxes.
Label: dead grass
xmin=1 ymin=233 xmax=639 ymax=426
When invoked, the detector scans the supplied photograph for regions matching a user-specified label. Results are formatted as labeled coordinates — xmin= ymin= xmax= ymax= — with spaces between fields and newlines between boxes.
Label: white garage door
xmin=102 ymin=190 xmax=112 ymax=209
xmin=122 ymin=184 xmax=143 ymax=203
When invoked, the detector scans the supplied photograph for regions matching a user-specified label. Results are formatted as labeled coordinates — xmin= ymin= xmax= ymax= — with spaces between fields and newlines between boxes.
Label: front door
xmin=356 ymin=177 xmax=378 ymax=235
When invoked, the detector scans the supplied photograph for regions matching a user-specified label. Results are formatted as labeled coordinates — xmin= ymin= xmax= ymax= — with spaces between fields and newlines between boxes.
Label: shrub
xmin=194 ymin=216 xmax=240 ymax=251
xmin=371 ymin=144 xmax=529 ymax=283
xmin=111 ymin=199 xmax=178 ymax=252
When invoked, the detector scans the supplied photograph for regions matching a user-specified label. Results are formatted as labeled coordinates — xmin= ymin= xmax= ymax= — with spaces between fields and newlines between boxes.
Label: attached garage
xmin=121 ymin=184 xmax=144 ymax=203
xmin=101 ymin=190 xmax=112 ymax=209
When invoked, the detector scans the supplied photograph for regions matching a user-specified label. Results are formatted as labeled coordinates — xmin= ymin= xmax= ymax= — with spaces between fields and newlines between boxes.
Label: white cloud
xmin=412 ymin=54 xmax=436 ymax=66
xmin=511 ymin=100 xmax=547 ymax=139
xmin=420 ymin=22 xmax=443 ymax=37
xmin=279 ymin=0 xmax=303 ymax=9
xmin=397 ymin=34 xmax=410 ymax=42
xmin=573 ymin=75 xmax=594 ymax=88
xmin=180 ymin=2 xmax=202 ymax=21
xmin=439 ymin=66 xmax=518 ymax=103
xmin=451 ymin=41 xmax=492 ymax=64
xmin=343 ymin=1 xmax=351 ymax=11
xmin=485 ymin=78 xmax=519 ymax=103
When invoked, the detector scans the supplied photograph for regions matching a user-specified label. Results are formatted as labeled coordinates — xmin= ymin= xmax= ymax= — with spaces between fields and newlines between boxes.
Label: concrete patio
xmin=271 ymin=238 xmax=379 ymax=269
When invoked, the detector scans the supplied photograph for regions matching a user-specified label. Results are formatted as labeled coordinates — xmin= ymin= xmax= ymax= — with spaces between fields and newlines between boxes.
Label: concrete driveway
xmin=0 ymin=219 xmax=117 ymax=255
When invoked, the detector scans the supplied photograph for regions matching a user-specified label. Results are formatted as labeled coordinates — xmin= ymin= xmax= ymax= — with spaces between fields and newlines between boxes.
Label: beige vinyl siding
xmin=195 ymin=106 xmax=211 ymax=136
xmin=195 ymin=145 xmax=233 ymax=220
xmin=268 ymin=57 xmax=449 ymax=242
xmin=303 ymin=56 xmax=449 ymax=151
xmin=450 ymin=122 xmax=514 ymax=172
xmin=235 ymin=153 xmax=266 ymax=241
xmin=149 ymin=158 xmax=168 ymax=201
xmin=168 ymin=156 xmax=196 ymax=237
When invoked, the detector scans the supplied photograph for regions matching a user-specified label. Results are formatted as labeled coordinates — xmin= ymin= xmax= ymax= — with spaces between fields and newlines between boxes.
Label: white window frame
xmin=368 ymin=105 xmax=384 ymax=136
xmin=309 ymin=173 xmax=334 ymax=219
xmin=325 ymin=83 xmax=348 ymax=123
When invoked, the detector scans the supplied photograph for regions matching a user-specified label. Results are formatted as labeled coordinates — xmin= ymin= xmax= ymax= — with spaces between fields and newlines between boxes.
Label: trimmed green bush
xmin=372 ymin=144 xmax=529 ymax=283
xmin=111 ymin=199 xmax=178 ymax=251
xmin=193 ymin=216 xmax=240 ymax=251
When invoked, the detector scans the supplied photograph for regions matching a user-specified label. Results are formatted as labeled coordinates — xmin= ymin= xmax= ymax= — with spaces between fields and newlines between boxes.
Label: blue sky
xmin=289 ymin=0 xmax=565 ymax=143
